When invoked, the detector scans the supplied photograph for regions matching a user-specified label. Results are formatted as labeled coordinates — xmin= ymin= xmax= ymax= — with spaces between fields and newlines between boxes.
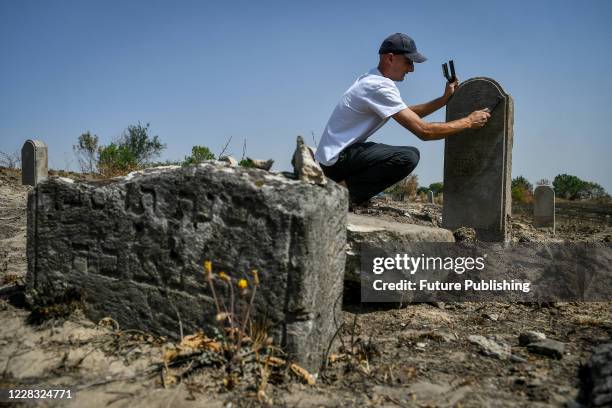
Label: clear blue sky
xmin=1 ymin=0 xmax=611 ymax=192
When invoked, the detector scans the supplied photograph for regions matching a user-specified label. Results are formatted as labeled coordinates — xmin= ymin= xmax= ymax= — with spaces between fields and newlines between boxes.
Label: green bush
xmin=79 ymin=122 xmax=166 ymax=178
xmin=577 ymin=181 xmax=608 ymax=199
xmin=183 ymin=146 xmax=216 ymax=166
xmin=98 ymin=143 xmax=139 ymax=177
xmin=552 ymin=174 xmax=609 ymax=199
xmin=239 ymin=158 xmax=254 ymax=168
xmin=428 ymin=182 xmax=443 ymax=194
xmin=511 ymin=176 xmax=533 ymax=204
xmin=553 ymin=174 xmax=583 ymax=199
xmin=120 ymin=123 xmax=165 ymax=166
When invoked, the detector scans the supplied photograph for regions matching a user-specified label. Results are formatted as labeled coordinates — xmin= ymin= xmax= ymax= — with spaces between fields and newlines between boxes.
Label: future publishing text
xmin=370 ymin=254 xmax=531 ymax=294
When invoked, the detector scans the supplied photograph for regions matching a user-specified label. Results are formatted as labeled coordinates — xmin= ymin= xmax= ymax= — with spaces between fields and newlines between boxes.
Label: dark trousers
xmin=320 ymin=142 xmax=420 ymax=205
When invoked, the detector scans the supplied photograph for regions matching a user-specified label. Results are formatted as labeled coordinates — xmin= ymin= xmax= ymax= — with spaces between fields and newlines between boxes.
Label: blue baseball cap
xmin=378 ymin=33 xmax=427 ymax=63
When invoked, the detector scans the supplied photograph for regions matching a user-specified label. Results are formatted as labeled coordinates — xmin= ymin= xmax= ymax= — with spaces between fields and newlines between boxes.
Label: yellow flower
xmin=252 ymin=269 xmax=260 ymax=286
xmin=204 ymin=261 xmax=212 ymax=275
xmin=218 ymin=272 xmax=230 ymax=282
xmin=237 ymin=279 xmax=248 ymax=290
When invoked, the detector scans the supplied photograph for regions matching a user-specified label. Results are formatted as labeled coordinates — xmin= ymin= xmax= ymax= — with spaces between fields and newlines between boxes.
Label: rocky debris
xmin=246 ymin=157 xmax=274 ymax=171
xmin=398 ymin=329 xmax=456 ymax=344
xmin=371 ymin=205 xmax=408 ymax=217
xmin=372 ymin=380 xmax=470 ymax=408
xmin=579 ymin=343 xmax=612 ymax=407
xmin=512 ymin=220 xmax=536 ymax=242
xmin=453 ymin=227 xmax=477 ymax=243
xmin=518 ymin=330 xmax=547 ymax=346
xmin=482 ymin=312 xmax=499 ymax=321
xmin=468 ymin=335 xmax=511 ymax=360
xmin=509 ymin=354 xmax=528 ymax=363
xmin=291 ymin=135 xmax=326 ymax=186
xmin=586 ymin=230 xmax=612 ymax=242
xmin=26 ymin=163 xmax=348 ymax=372
xmin=527 ymin=339 xmax=566 ymax=359
xmin=218 ymin=155 xmax=238 ymax=167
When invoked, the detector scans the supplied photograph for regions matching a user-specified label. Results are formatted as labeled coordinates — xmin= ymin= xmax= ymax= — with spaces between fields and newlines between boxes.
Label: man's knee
xmin=397 ymin=147 xmax=420 ymax=174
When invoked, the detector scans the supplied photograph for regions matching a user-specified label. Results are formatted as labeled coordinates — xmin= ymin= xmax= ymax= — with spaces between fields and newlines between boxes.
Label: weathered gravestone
xmin=534 ymin=185 xmax=555 ymax=230
xmin=443 ymin=77 xmax=514 ymax=242
xmin=427 ymin=190 xmax=434 ymax=203
xmin=26 ymin=163 xmax=348 ymax=373
xmin=21 ymin=140 xmax=48 ymax=186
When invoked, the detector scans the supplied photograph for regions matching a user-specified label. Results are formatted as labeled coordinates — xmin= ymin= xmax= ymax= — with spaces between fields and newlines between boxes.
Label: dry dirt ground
xmin=1 ymin=167 xmax=611 ymax=407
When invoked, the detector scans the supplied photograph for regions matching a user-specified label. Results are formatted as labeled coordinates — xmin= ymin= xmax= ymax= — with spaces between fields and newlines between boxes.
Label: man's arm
xmin=392 ymin=107 xmax=490 ymax=141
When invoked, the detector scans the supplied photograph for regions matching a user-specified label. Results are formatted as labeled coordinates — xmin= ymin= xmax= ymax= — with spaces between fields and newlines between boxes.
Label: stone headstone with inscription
xmin=427 ymin=190 xmax=434 ymax=203
xmin=443 ymin=78 xmax=513 ymax=242
xmin=26 ymin=163 xmax=347 ymax=373
xmin=21 ymin=140 xmax=48 ymax=186
xmin=534 ymin=185 xmax=555 ymax=230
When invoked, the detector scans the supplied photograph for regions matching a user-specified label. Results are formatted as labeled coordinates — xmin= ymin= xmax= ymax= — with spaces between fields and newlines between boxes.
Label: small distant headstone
xmin=534 ymin=185 xmax=555 ymax=230
xmin=443 ymin=78 xmax=514 ymax=242
xmin=21 ymin=140 xmax=48 ymax=186
xmin=427 ymin=190 xmax=434 ymax=203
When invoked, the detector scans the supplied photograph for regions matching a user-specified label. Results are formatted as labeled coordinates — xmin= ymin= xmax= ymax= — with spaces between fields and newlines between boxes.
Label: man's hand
xmin=393 ymin=106 xmax=490 ymax=141
xmin=466 ymin=109 xmax=491 ymax=129
xmin=443 ymin=78 xmax=460 ymax=101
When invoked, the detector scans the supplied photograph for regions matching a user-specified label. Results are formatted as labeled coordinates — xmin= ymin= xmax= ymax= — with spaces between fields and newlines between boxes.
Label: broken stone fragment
xmin=482 ymin=312 xmax=499 ymax=321
xmin=578 ymin=342 xmax=612 ymax=407
xmin=453 ymin=227 xmax=477 ymax=243
xmin=509 ymin=354 xmax=528 ymax=363
xmin=246 ymin=157 xmax=274 ymax=171
xmin=291 ymin=135 xmax=327 ymax=186
xmin=468 ymin=335 xmax=511 ymax=360
xmin=518 ymin=331 xmax=547 ymax=346
xmin=527 ymin=339 xmax=565 ymax=359
xmin=218 ymin=156 xmax=238 ymax=167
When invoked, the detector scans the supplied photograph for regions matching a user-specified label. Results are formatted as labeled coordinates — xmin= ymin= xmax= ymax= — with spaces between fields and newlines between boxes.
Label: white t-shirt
xmin=314 ymin=68 xmax=408 ymax=166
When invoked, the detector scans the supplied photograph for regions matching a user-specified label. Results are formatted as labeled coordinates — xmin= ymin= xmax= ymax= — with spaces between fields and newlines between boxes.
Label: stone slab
xmin=534 ymin=185 xmax=555 ymax=230
xmin=443 ymin=77 xmax=513 ymax=242
xmin=347 ymin=214 xmax=455 ymax=241
xmin=26 ymin=163 xmax=348 ymax=373
xmin=21 ymin=140 xmax=48 ymax=186
xmin=345 ymin=214 xmax=455 ymax=288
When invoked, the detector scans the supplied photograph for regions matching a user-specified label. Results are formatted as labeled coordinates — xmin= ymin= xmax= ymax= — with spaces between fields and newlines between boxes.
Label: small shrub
xmin=97 ymin=143 xmax=138 ymax=178
xmin=429 ymin=182 xmax=443 ymax=194
xmin=75 ymin=122 xmax=166 ymax=178
xmin=553 ymin=174 xmax=583 ymax=200
xmin=73 ymin=132 xmax=99 ymax=173
xmin=511 ymin=176 xmax=534 ymax=204
xmin=119 ymin=123 xmax=165 ymax=166
xmin=239 ymin=158 xmax=254 ymax=168
xmin=183 ymin=146 xmax=215 ymax=166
